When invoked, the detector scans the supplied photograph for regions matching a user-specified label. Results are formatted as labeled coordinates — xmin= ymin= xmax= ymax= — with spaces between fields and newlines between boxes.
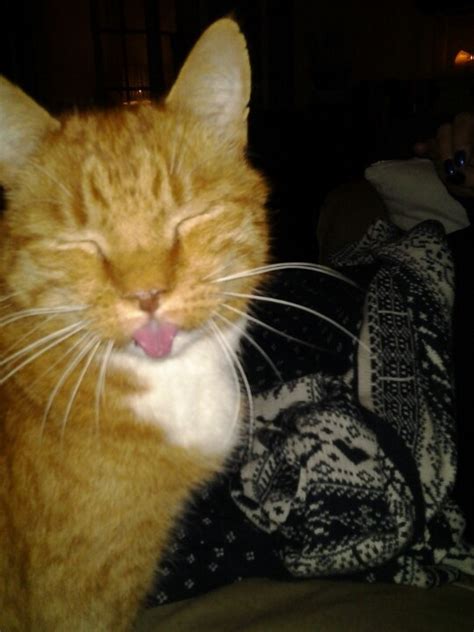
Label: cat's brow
xmin=50 ymin=231 xmax=110 ymax=256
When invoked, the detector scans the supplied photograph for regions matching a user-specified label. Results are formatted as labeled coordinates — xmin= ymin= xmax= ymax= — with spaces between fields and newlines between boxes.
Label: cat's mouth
xmin=132 ymin=320 xmax=179 ymax=359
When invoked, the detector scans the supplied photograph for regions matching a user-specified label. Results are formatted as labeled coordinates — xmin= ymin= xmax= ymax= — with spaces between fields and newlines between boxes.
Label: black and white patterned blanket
xmin=148 ymin=219 xmax=474 ymax=605
xmin=231 ymin=219 xmax=474 ymax=586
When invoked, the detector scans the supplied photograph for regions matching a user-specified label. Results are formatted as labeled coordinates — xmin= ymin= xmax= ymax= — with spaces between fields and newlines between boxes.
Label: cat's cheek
xmin=88 ymin=305 xmax=147 ymax=349
xmin=156 ymin=287 xmax=220 ymax=332
xmin=114 ymin=300 xmax=148 ymax=335
xmin=7 ymin=250 xmax=65 ymax=297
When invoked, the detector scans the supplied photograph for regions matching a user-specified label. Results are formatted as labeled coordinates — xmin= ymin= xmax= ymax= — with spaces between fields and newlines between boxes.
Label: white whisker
xmin=0 ymin=315 xmax=56 ymax=359
xmin=1 ymin=321 xmax=88 ymax=367
xmin=0 ymin=305 xmax=87 ymax=327
xmin=36 ymin=333 xmax=93 ymax=441
xmin=210 ymin=262 xmax=360 ymax=289
xmin=223 ymin=291 xmax=369 ymax=353
xmin=201 ymin=261 xmax=237 ymax=283
xmin=95 ymin=340 xmax=114 ymax=436
xmin=31 ymin=198 xmax=69 ymax=205
xmin=207 ymin=321 xmax=242 ymax=453
xmin=31 ymin=331 xmax=92 ymax=394
xmin=169 ymin=130 xmax=180 ymax=175
xmin=214 ymin=311 xmax=283 ymax=384
xmin=222 ymin=303 xmax=316 ymax=349
xmin=0 ymin=292 xmax=20 ymax=304
xmin=61 ymin=338 xmax=101 ymax=440
xmin=42 ymin=334 xmax=97 ymax=431
xmin=169 ymin=122 xmax=189 ymax=176
xmin=209 ymin=319 xmax=254 ymax=458
xmin=29 ymin=162 xmax=74 ymax=199
xmin=0 ymin=322 xmax=87 ymax=384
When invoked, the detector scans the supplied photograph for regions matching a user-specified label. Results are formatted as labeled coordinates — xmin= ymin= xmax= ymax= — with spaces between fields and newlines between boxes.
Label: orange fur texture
xmin=0 ymin=19 xmax=269 ymax=631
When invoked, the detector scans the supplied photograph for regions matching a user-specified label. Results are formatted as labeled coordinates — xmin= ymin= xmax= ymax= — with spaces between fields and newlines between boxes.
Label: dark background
xmin=2 ymin=0 xmax=474 ymax=260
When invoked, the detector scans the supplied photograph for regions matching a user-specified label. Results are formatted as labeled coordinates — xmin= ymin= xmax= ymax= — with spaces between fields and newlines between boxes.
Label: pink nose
xmin=128 ymin=289 xmax=162 ymax=314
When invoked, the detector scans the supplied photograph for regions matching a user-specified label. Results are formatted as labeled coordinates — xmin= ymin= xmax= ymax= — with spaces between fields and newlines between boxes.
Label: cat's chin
xmin=123 ymin=327 xmax=204 ymax=362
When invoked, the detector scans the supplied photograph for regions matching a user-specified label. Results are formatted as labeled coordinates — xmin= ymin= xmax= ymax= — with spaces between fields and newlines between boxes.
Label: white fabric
xmin=365 ymin=158 xmax=470 ymax=234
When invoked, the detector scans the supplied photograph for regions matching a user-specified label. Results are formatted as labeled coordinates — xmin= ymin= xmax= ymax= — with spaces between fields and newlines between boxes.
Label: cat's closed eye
xmin=54 ymin=238 xmax=107 ymax=258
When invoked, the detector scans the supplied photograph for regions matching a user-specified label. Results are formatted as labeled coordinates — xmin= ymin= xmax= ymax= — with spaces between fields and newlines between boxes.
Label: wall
xmin=35 ymin=0 xmax=96 ymax=109
xmin=293 ymin=0 xmax=474 ymax=109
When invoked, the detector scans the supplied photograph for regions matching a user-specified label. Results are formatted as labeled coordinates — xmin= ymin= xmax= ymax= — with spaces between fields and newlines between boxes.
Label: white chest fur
xmin=111 ymin=325 xmax=243 ymax=458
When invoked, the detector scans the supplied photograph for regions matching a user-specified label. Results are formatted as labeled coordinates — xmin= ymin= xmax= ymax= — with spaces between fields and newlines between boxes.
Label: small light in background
xmin=123 ymin=90 xmax=151 ymax=107
xmin=454 ymin=49 xmax=474 ymax=66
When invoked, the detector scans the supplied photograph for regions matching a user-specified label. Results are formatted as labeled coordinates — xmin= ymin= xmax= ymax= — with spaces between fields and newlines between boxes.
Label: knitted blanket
xmin=231 ymin=219 xmax=474 ymax=586
xmin=148 ymin=220 xmax=474 ymax=606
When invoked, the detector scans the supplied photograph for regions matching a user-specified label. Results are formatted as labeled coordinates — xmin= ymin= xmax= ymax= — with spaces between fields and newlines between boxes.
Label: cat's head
xmin=0 ymin=19 xmax=269 ymax=361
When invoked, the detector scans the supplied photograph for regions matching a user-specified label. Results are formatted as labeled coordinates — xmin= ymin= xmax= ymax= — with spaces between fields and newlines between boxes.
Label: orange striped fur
xmin=0 ymin=19 xmax=269 ymax=630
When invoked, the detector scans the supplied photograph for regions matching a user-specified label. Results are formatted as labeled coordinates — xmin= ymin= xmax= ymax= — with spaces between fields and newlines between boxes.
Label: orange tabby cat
xmin=0 ymin=19 xmax=268 ymax=631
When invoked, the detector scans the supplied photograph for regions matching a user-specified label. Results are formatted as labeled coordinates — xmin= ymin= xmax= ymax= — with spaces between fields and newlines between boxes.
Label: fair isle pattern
xmin=231 ymin=220 xmax=474 ymax=586
xmin=365 ymin=267 xmax=419 ymax=449
xmin=345 ymin=220 xmax=457 ymax=524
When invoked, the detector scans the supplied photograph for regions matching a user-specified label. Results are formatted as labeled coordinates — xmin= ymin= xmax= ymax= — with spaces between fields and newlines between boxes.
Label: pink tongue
xmin=132 ymin=321 xmax=178 ymax=358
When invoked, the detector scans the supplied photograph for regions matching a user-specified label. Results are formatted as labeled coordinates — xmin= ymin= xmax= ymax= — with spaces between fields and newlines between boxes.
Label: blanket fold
xmin=148 ymin=220 xmax=474 ymax=607
xmin=231 ymin=220 xmax=474 ymax=586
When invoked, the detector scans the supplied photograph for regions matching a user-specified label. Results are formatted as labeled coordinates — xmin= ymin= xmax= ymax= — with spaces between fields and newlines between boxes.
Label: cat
xmin=0 ymin=18 xmax=269 ymax=631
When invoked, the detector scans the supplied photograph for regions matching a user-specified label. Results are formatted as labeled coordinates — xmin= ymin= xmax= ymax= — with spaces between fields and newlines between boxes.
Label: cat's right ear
xmin=0 ymin=76 xmax=60 ymax=184
xmin=165 ymin=19 xmax=251 ymax=149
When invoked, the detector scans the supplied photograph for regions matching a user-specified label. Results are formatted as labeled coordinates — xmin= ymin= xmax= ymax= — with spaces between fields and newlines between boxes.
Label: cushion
xmin=365 ymin=158 xmax=469 ymax=234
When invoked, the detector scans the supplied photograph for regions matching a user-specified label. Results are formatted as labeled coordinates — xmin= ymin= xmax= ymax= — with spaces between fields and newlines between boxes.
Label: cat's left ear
xmin=0 ymin=76 xmax=60 ymax=183
xmin=165 ymin=18 xmax=251 ymax=149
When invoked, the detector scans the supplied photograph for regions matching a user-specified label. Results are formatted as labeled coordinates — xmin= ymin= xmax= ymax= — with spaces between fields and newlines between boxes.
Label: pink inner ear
xmin=132 ymin=321 xmax=178 ymax=358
